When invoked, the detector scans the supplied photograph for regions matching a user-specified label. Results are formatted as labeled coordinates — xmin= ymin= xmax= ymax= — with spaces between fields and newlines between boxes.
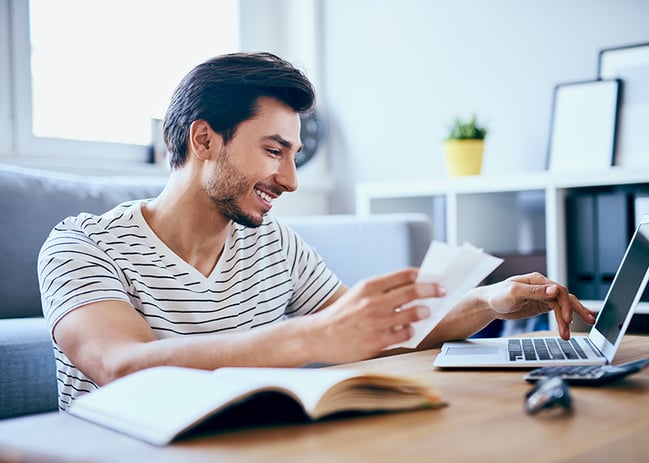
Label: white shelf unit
xmin=356 ymin=167 xmax=649 ymax=316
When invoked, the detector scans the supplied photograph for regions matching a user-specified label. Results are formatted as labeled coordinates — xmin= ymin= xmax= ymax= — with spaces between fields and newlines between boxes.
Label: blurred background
xmin=1 ymin=0 xmax=648 ymax=214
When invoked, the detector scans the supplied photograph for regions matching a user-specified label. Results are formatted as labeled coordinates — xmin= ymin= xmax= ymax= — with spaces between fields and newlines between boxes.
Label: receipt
xmin=392 ymin=241 xmax=503 ymax=349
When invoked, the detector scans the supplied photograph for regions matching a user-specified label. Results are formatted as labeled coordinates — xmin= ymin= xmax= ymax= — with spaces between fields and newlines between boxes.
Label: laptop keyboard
xmin=508 ymin=338 xmax=589 ymax=362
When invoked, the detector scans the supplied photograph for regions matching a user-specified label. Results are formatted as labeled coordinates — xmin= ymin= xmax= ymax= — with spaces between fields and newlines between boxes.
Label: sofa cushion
xmin=282 ymin=214 xmax=432 ymax=286
xmin=0 ymin=317 xmax=58 ymax=418
xmin=0 ymin=164 xmax=166 ymax=318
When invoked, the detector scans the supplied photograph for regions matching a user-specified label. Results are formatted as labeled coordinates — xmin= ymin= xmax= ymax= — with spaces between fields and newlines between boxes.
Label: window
xmin=0 ymin=2 xmax=11 ymax=155
xmin=3 ymin=0 xmax=239 ymax=163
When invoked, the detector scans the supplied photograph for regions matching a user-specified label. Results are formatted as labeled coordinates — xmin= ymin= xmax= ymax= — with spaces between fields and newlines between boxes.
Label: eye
xmin=266 ymin=148 xmax=281 ymax=156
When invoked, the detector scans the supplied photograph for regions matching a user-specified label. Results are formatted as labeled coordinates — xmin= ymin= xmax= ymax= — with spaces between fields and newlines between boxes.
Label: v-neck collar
xmin=132 ymin=201 xmax=233 ymax=283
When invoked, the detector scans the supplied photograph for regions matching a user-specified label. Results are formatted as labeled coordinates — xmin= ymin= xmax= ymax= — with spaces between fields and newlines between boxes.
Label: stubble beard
xmin=206 ymin=146 xmax=267 ymax=228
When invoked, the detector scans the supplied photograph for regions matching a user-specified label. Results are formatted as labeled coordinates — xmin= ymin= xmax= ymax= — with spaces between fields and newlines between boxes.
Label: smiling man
xmin=38 ymin=52 xmax=595 ymax=412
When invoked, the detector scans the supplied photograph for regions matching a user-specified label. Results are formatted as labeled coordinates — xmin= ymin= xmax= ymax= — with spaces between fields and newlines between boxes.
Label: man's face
xmin=205 ymin=97 xmax=302 ymax=228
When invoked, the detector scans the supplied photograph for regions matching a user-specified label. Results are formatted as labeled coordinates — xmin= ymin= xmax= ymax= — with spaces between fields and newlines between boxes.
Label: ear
xmin=188 ymin=120 xmax=218 ymax=161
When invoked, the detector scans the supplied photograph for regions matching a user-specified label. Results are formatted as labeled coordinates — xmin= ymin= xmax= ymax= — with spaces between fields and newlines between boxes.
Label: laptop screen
xmin=593 ymin=217 xmax=649 ymax=345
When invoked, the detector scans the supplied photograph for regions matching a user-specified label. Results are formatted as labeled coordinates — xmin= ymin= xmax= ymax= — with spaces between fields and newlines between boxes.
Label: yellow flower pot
xmin=443 ymin=139 xmax=484 ymax=176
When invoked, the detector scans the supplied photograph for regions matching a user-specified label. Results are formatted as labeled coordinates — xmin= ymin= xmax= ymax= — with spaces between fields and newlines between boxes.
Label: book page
xmin=209 ymin=367 xmax=373 ymax=415
xmin=69 ymin=367 xmax=218 ymax=446
xmin=392 ymin=241 xmax=503 ymax=349
xmin=70 ymin=366 xmax=348 ymax=445
xmin=69 ymin=366 xmax=436 ymax=445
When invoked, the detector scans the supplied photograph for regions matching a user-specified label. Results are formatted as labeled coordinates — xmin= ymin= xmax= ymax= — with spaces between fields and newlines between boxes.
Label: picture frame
xmin=547 ymin=79 xmax=621 ymax=172
xmin=598 ymin=42 xmax=649 ymax=167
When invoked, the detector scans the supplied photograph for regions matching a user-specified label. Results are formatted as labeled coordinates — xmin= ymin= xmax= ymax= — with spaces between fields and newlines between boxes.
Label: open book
xmin=68 ymin=366 xmax=445 ymax=446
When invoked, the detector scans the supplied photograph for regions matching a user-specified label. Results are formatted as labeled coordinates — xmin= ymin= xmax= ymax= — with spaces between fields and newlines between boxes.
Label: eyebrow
xmin=264 ymin=134 xmax=303 ymax=152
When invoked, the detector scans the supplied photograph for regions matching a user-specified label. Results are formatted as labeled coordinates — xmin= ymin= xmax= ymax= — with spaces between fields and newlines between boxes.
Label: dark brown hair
xmin=163 ymin=52 xmax=316 ymax=168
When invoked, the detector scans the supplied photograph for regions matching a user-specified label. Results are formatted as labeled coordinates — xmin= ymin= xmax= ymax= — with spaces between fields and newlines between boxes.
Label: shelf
xmin=356 ymin=169 xmax=649 ymax=254
xmin=356 ymin=167 xmax=649 ymax=208
xmin=355 ymin=167 xmax=649 ymax=334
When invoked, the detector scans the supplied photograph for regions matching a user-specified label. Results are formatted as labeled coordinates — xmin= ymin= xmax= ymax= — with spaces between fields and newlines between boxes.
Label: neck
xmin=142 ymin=170 xmax=230 ymax=277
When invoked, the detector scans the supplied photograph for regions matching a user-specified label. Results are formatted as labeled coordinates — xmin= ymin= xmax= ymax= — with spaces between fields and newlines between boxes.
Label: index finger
xmin=543 ymin=284 xmax=595 ymax=321
xmin=357 ymin=268 xmax=444 ymax=310
xmin=547 ymin=290 xmax=596 ymax=339
xmin=357 ymin=268 xmax=420 ymax=294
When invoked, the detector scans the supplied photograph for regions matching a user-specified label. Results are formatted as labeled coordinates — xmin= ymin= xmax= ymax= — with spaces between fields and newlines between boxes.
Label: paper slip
xmin=392 ymin=241 xmax=503 ymax=349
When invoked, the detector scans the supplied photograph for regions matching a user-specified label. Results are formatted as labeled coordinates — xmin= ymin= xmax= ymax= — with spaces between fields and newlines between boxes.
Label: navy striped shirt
xmin=38 ymin=200 xmax=341 ymax=411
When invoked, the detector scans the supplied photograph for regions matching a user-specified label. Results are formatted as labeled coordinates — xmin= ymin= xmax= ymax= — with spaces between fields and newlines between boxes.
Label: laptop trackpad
xmin=446 ymin=345 xmax=499 ymax=356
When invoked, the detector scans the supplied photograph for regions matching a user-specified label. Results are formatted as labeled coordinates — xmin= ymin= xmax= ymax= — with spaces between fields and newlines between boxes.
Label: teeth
xmin=255 ymin=188 xmax=273 ymax=203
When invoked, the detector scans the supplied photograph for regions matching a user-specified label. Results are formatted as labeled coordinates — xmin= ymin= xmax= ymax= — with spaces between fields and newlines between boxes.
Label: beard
xmin=205 ymin=146 xmax=267 ymax=228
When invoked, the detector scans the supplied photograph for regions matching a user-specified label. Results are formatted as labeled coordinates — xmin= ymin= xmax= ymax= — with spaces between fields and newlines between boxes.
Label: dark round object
xmin=296 ymin=110 xmax=324 ymax=168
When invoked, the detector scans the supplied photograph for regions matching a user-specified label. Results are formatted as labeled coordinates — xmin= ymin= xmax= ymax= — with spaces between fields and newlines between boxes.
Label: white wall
xmin=9 ymin=1 xmax=644 ymax=217
xmin=239 ymin=0 xmax=335 ymax=216
xmin=318 ymin=0 xmax=649 ymax=212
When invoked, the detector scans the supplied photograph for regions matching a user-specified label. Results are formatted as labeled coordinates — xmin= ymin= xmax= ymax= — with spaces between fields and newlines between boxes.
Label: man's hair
xmin=163 ymin=52 xmax=316 ymax=168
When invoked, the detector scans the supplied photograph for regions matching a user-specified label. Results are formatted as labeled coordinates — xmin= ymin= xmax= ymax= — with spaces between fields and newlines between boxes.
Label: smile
xmin=254 ymin=188 xmax=274 ymax=204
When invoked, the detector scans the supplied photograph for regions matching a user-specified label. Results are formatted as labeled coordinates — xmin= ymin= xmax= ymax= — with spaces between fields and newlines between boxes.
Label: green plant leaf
xmin=446 ymin=114 xmax=487 ymax=140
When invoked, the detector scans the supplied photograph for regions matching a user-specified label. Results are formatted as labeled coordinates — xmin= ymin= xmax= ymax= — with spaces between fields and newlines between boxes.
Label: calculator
xmin=524 ymin=357 xmax=649 ymax=386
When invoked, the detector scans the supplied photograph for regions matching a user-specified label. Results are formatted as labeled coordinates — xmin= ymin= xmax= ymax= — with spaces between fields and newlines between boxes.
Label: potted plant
xmin=443 ymin=115 xmax=487 ymax=176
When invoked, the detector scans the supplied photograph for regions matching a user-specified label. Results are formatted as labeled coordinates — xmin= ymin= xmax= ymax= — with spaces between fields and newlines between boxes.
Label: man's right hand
xmin=308 ymin=268 xmax=445 ymax=363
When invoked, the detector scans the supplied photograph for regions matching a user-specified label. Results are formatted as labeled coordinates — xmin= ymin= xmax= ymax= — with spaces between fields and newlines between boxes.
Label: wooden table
xmin=1 ymin=333 xmax=649 ymax=463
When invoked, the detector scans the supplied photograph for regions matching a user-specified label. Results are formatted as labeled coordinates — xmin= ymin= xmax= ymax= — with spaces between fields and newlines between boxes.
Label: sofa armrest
xmin=0 ymin=318 xmax=58 ymax=419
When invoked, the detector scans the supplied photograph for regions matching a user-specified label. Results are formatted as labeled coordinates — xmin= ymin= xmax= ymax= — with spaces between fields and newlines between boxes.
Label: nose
xmin=275 ymin=155 xmax=298 ymax=192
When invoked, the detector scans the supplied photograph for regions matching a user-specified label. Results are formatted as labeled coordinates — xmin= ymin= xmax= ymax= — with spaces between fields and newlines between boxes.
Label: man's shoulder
xmin=46 ymin=200 xmax=144 ymax=245
xmin=60 ymin=200 xmax=141 ymax=227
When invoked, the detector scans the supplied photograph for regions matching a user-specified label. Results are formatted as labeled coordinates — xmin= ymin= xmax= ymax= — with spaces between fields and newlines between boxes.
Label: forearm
xmin=55 ymin=301 xmax=324 ymax=386
xmin=127 ymin=317 xmax=319 ymax=373
xmin=124 ymin=290 xmax=354 ymax=374
xmin=417 ymin=287 xmax=495 ymax=349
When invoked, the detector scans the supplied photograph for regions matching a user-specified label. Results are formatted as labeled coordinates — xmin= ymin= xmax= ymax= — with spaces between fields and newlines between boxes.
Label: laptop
xmin=433 ymin=213 xmax=649 ymax=369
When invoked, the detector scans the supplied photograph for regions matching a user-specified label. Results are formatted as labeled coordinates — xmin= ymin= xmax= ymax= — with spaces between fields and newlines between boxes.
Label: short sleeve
xmin=38 ymin=218 xmax=130 ymax=331
xmin=274 ymin=220 xmax=342 ymax=317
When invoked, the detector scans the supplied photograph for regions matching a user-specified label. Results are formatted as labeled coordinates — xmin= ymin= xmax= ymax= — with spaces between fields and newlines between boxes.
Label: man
xmin=38 ymin=52 xmax=596 ymax=411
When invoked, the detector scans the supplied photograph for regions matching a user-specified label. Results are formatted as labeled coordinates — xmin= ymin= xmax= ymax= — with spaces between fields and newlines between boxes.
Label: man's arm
xmin=53 ymin=300 xmax=318 ymax=386
xmin=416 ymin=272 xmax=597 ymax=349
xmin=53 ymin=268 xmax=440 ymax=386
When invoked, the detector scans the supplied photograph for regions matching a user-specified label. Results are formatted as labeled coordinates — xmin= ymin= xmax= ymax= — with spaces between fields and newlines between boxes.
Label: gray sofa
xmin=0 ymin=163 xmax=432 ymax=420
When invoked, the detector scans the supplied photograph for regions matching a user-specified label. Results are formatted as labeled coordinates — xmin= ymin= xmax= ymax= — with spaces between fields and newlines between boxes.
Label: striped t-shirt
xmin=38 ymin=200 xmax=342 ymax=411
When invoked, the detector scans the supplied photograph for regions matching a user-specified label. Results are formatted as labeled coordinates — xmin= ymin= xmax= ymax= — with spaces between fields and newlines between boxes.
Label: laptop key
xmin=533 ymin=339 xmax=552 ymax=360
xmin=522 ymin=339 xmax=538 ymax=360
xmin=545 ymin=338 xmax=566 ymax=360
xmin=569 ymin=338 xmax=588 ymax=359
xmin=508 ymin=339 xmax=523 ymax=361
xmin=558 ymin=339 xmax=579 ymax=359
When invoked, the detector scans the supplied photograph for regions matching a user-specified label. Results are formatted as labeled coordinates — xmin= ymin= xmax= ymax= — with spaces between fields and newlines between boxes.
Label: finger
xmin=546 ymin=287 xmax=596 ymax=328
xmin=394 ymin=304 xmax=430 ymax=325
xmin=552 ymin=309 xmax=571 ymax=340
xmin=539 ymin=298 xmax=570 ymax=340
xmin=372 ymin=302 xmax=429 ymax=334
xmin=546 ymin=296 xmax=595 ymax=340
xmin=515 ymin=283 xmax=570 ymax=322
xmin=509 ymin=272 xmax=552 ymax=286
xmin=500 ymin=281 xmax=557 ymax=313
xmin=569 ymin=294 xmax=597 ymax=324
xmin=540 ymin=296 xmax=570 ymax=340
xmin=542 ymin=284 xmax=574 ymax=325
xmin=383 ymin=323 xmax=414 ymax=346
xmin=503 ymin=282 xmax=570 ymax=337
xmin=357 ymin=268 xmax=419 ymax=294
xmin=368 ymin=304 xmax=429 ymax=343
xmin=384 ymin=282 xmax=446 ymax=311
